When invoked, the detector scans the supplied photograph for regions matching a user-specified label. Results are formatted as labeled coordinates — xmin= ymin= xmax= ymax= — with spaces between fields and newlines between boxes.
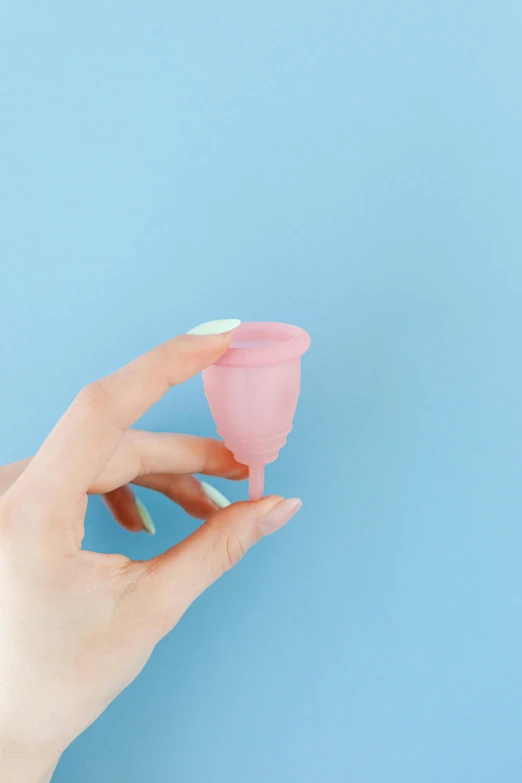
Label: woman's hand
xmin=0 ymin=330 xmax=301 ymax=783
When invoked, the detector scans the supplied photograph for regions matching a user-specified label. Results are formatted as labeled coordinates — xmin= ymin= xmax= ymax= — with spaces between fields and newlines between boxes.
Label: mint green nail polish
xmin=136 ymin=498 xmax=155 ymax=535
xmin=186 ymin=319 xmax=241 ymax=336
xmin=200 ymin=480 xmax=231 ymax=509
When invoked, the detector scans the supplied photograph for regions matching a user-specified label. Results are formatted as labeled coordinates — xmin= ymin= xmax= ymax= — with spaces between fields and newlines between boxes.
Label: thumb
xmin=131 ymin=495 xmax=302 ymax=635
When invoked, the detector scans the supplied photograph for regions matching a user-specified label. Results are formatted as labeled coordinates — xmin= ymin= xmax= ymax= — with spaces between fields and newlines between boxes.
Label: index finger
xmin=19 ymin=332 xmax=234 ymax=513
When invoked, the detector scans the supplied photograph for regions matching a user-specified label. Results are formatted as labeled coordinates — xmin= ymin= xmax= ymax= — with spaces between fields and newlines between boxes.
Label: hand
xmin=0 ymin=331 xmax=302 ymax=783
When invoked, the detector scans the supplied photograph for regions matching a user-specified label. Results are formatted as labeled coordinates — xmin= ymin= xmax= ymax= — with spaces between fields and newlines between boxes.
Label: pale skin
xmin=0 ymin=331 xmax=301 ymax=783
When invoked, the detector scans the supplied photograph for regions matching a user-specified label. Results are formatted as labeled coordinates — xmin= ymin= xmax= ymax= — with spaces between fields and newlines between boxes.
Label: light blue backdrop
xmin=1 ymin=1 xmax=522 ymax=781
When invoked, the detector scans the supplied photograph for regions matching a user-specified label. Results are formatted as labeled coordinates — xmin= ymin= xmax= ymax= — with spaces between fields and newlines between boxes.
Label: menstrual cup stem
xmin=249 ymin=465 xmax=264 ymax=502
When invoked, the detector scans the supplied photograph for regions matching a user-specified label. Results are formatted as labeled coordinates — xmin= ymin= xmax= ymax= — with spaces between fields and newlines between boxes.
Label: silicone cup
xmin=202 ymin=322 xmax=311 ymax=501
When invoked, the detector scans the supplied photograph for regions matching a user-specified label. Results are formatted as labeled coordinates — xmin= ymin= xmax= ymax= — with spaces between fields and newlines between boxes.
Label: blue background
xmin=1 ymin=1 xmax=522 ymax=780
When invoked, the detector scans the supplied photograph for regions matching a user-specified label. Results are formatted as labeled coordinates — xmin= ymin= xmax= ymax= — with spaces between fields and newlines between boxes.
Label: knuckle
xmin=75 ymin=381 xmax=110 ymax=418
xmin=212 ymin=532 xmax=247 ymax=577
xmin=201 ymin=438 xmax=223 ymax=475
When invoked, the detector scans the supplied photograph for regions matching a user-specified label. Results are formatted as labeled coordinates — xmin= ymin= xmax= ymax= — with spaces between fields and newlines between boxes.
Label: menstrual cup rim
xmin=215 ymin=321 xmax=311 ymax=367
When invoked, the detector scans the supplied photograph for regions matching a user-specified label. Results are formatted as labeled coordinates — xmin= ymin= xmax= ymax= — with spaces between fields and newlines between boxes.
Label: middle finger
xmin=90 ymin=431 xmax=248 ymax=494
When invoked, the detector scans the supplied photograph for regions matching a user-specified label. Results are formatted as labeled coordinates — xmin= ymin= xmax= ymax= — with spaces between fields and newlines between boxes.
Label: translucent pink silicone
xmin=202 ymin=322 xmax=311 ymax=501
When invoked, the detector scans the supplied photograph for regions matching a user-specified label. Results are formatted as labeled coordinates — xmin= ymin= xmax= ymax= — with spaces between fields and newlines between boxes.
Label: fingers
xmin=102 ymin=486 xmax=156 ymax=535
xmin=92 ymin=431 xmax=245 ymax=528
xmin=16 ymin=333 xmax=233 ymax=517
xmin=1 ymin=435 xmax=245 ymax=536
xmin=90 ymin=431 xmax=247 ymax=494
xmin=102 ymin=475 xmax=228 ymax=535
xmin=2 ymin=434 xmax=245 ymax=538
xmin=133 ymin=474 xmax=230 ymax=520
xmin=126 ymin=496 xmax=302 ymax=637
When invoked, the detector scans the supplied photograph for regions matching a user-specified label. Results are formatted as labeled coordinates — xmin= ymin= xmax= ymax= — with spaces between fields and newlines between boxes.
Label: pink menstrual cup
xmin=202 ymin=322 xmax=311 ymax=501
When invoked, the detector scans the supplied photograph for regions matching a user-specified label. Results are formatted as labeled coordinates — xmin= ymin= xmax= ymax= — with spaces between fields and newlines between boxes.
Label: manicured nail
xmin=260 ymin=498 xmax=302 ymax=536
xmin=200 ymin=480 xmax=231 ymax=509
xmin=136 ymin=498 xmax=156 ymax=535
xmin=186 ymin=319 xmax=241 ymax=336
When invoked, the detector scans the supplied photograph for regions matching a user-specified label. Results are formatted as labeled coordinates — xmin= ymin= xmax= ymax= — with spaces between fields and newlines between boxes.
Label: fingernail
xmin=260 ymin=498 xmax=302 ymax=536
xmin=136 ymin=498 xmax=156 ymax=535
xmin=186 ymin=319 xmax=241 ymax=336
xmin=200 ymin=480 xmax=231 ymax=509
